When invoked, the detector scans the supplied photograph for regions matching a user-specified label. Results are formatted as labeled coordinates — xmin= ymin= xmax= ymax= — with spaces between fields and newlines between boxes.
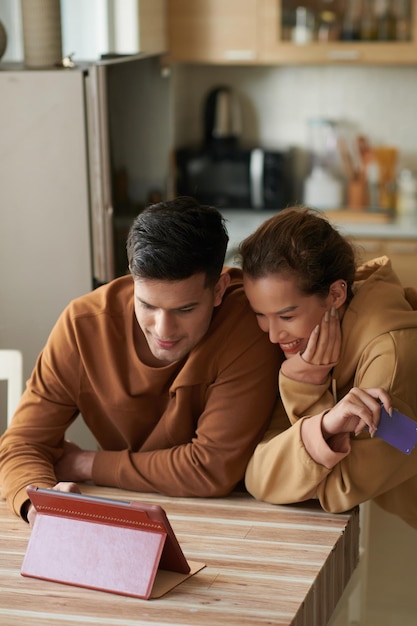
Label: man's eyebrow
xmin=136 ymin=297 xmax=200 ymax=310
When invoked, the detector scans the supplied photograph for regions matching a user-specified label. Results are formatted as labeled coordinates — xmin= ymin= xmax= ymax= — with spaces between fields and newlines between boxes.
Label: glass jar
xmin=303 ymin=119 xmax=343 ymax=210
xmin=397 ymin=169 xmax=417 ymax=221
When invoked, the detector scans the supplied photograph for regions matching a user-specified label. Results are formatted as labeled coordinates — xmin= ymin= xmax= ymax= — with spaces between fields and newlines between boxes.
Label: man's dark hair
xmin=127 ymin=196 xmax=229 ymax=287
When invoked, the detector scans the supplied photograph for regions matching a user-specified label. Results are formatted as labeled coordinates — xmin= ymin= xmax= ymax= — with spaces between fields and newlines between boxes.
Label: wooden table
xmin=0 ymin=486 xmax=359 ymax=626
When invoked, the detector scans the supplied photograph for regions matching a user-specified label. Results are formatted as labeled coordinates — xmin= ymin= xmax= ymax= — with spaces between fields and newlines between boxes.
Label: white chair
xmin=0 ymin=349 xmax=23 ymax=426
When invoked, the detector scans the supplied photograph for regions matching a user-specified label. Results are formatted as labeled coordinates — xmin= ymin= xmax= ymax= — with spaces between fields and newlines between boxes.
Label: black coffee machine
xmin=175 ymin=86 xmax=290 ymax=210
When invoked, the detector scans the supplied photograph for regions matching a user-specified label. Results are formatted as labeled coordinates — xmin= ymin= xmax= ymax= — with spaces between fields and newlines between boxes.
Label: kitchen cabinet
xmin=259 ymin=0 xmax=417 ymax=64
xmin=354 ymin=236 xmax=417 ymax=286
xmin=167 ymin=0 xmax=260 ymax=63
xmin=167 ymin=0 xmax=417 ymax=65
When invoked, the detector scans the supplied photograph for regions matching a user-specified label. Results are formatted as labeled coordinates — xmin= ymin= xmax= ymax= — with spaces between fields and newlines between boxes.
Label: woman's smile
xmin=279 ymin=338 xmax=304 ymax=355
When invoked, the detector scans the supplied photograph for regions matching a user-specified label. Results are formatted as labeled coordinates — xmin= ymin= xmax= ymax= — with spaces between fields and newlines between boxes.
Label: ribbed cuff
xmin=301 ymin=413 xmax=350 ymax=469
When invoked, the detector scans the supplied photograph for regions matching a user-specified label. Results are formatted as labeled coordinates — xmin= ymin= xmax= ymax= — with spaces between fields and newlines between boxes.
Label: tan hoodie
xmin=245 ymin=257 xmax=417 ymax=530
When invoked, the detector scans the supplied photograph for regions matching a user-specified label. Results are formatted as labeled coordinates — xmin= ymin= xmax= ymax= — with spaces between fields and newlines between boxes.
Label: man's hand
xmin=302 ymin=306 xmax=341 ymax=366
xmin=27 ymin=481 xmax=81 ymax=527
xmin=54 ymin=440 xmax=96 ymax=483
xmin=321 ymin=387 xmax=392 ymax=439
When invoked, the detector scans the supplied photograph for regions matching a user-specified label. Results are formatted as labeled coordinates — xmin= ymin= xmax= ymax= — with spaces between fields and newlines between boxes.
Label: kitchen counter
xmin=221 ymin=209 xmax=417 ymax=264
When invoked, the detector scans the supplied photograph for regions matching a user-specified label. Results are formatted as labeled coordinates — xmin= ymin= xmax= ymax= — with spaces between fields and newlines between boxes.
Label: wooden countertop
xmin=0 ymin=486 xmax=359 ymax=626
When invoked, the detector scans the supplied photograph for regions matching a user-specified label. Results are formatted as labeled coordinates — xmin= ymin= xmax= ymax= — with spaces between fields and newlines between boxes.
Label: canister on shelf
xmin=303 ymin=118 xmax=343 ymax=209
xmin=291 ymin=7 xmax=315 ymax=44
xmin=374 ymin=0 xmax=397 ymax=40
xmin=393 ymin=0 xmax=411 ymax=40
xmin=21 ymin=0 xmax=62 ymax=68
xmin=360 ymin=0 xmax=378 ymax=39
xmin=373 ymin=146 xmax=398 ymax=210
xmin=341 ymin=0 xmax=362 ymax=40
xmin=397 ymin=169 xmax=417 ymax=221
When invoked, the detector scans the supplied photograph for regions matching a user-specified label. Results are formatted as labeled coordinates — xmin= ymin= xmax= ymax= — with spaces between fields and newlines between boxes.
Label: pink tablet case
xmin=21 ymin=487 xmax=205 ymax=599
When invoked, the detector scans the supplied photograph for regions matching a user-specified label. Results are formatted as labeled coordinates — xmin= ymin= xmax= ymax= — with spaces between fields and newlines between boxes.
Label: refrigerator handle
xmin=85 ymin=64 xmax=115 ymax=285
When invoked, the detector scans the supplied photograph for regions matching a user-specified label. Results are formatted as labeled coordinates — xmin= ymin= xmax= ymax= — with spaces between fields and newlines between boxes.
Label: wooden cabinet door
xmin=385 ymin=239 xmax=417 ymax=287
xmin=139 ymin=0 xmax=167 ymax=54
xmin=259 ymin=0 xmax=417 ymax=65
xmin=354 ymin=238 xmax=417 ymax=287
xmin=167 ymin=0 xmax=260 ymax=63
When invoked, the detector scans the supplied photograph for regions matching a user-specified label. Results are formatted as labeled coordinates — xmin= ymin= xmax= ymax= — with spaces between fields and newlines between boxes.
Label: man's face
xmin=133 ymin=272 xmax=228 ymax=365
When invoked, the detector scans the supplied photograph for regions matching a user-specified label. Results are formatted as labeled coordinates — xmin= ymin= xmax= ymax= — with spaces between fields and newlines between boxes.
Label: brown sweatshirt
xmin=0 ymin=268 xmax=282 ymax=517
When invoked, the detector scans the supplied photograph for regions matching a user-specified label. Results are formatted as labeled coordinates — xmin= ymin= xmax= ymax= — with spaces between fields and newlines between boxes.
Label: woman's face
xmin=243 ymin=273 xmax=333 ymax=358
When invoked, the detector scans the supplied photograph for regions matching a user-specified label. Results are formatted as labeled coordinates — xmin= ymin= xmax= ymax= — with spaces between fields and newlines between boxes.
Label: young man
xmin=0 ymin=197 xmax=282 ymax=521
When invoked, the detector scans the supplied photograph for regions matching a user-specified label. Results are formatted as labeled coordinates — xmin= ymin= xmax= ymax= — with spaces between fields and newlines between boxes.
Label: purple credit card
xmin=375 ymin=406 xmax=417 ymax=455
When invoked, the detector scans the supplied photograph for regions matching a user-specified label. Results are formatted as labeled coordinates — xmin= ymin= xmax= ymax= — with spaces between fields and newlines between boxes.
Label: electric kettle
xmin=203 ymin=86 xmax=242 ymax=152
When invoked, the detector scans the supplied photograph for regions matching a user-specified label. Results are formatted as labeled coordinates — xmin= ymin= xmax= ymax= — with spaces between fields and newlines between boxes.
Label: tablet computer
xmin=25 ymin=486 xmax=190 ymax=575
xmin=21 ymin=486 xmax=200 ymax=598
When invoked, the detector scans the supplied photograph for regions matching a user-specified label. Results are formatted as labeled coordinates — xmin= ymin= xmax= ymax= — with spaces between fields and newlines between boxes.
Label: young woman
xmin=239 ymin=206 xmax=417 ymax=530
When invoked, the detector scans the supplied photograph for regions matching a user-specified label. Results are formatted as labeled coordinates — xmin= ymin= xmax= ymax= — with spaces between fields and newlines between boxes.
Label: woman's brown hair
xmin=238 ymin=206 xmax=356 ymax=302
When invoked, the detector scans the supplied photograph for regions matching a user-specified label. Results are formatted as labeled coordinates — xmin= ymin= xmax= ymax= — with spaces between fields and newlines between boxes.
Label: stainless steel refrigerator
xmin=0 ymin=54 xmax=171 ymax=390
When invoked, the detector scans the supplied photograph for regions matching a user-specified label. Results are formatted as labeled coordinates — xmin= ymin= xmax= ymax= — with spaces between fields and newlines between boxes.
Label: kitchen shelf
xmin=167 ymin=0 xmax=417 ymax=65
xmin=259 ymin=0 xmax=417 ymax=64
